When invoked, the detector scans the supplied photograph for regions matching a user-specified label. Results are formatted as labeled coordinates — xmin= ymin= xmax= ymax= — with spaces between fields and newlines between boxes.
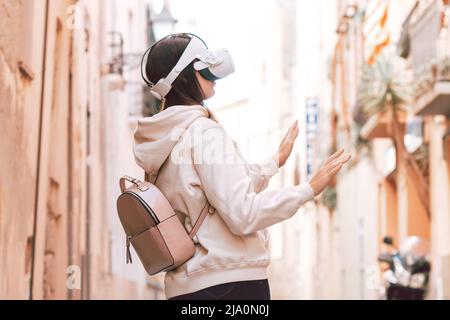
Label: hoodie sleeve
xmin=228 ymin=136 xmax=279 ymax=193
xmin=192 ymin=121 xmax=314 ymax=236
xmin=245 ymin=156 xmax=279 ymax=193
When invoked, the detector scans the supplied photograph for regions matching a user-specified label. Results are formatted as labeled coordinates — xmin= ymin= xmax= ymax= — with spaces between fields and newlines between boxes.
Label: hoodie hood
xmin=133 ymin=105 xmax=218 ymax=178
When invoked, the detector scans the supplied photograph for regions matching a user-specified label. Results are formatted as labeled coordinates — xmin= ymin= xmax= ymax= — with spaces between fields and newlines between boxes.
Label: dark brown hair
xmin=145 ymin=34 xmax=206 ymax=109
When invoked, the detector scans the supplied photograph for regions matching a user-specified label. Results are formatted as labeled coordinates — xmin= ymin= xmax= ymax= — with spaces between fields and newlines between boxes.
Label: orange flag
xmin=363 ymin=0 xmax=391 ymax=64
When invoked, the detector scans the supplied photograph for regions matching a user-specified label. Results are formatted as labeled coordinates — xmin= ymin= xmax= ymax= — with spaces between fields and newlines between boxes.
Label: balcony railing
xmin=405 ymin=0 xmax=450 ymax=117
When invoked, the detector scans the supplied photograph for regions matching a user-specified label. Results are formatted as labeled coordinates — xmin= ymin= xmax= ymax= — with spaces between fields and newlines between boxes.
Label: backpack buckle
xmin=136 ymin=181 xmax=149 ymax=192
xmin=120 ymin=175 xmax=149 ymax=192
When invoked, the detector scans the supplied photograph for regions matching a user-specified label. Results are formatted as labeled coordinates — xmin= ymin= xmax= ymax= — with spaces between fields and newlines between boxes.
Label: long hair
xmin=145 ymin=34 xmax=206 ymax=110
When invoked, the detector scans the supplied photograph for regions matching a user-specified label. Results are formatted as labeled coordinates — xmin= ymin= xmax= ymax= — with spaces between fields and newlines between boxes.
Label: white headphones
xmin=141 ymin=33 xmax=235 ymax=100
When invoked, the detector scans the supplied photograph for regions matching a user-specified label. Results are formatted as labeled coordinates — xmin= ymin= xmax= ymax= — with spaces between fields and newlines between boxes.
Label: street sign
xmin=305 ymin=97 xmax=319 ymax=179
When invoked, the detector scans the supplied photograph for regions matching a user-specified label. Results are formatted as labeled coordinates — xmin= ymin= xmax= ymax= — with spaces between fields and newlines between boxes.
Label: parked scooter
xmin=378 ymin=236 xmax=431 ymax=300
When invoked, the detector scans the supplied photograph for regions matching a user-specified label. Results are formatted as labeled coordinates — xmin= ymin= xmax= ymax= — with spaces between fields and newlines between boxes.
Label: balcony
xmin=414 ymin=80 xmax=450 ymax=116
xmin=401 ymin=0 xmax=450 ymax=117
xmin=360 ymin=110 xmax=406 ymax=140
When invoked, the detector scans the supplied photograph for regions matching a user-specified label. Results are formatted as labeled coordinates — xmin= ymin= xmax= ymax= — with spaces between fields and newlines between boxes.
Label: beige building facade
xmin=315 ymin=0 xmax=450 ymax=299
xmin=0 ymin=0 xmax=162 ymax=299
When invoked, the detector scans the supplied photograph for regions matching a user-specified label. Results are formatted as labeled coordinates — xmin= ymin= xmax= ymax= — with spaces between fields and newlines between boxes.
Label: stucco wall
xmin=0 ymin=0 xmax=46 ymax=299
xmin=0 ymin=0 xmax=160 ymax=299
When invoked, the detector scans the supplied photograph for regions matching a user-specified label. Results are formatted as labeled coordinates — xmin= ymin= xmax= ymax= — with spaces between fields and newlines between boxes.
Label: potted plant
xmin=356 ymin=51 xmax=430 ymax=216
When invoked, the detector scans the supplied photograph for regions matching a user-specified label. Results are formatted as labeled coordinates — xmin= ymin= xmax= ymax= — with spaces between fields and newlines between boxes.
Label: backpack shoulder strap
xmin=143 ymin=115 xmax=207 ymax=184
xmin=143 ymin=115 xmax=216 ymax=238
xmin=189 ymin=201 xmax=215 ymax=239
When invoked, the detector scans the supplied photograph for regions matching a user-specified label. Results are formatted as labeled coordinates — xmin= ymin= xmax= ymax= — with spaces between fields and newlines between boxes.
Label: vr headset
xmin=141 ymin=33 xmax=235 ymax=101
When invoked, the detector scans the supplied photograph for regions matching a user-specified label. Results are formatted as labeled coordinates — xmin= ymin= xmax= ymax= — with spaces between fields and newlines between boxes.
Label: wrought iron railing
xmin=407 ymin=1 xmax=450 ymax=99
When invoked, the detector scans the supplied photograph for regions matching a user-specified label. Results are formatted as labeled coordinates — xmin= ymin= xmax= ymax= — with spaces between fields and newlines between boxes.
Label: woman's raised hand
xmin=276 ymin=120 xmax=299 ymax=168
xmin=309 ymin=149 xmax=351 ymax=196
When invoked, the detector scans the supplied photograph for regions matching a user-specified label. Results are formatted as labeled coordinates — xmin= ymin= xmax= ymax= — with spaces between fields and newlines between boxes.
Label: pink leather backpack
xmin=117 ymin=175 xmax=215 ymax=275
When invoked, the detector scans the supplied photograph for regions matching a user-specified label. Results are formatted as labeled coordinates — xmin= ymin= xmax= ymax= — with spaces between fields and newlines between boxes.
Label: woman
xmin=133 ymin=33 xmax=351 ymax=300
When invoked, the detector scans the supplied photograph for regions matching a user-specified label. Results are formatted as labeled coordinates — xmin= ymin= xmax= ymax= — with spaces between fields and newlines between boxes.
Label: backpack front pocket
xmin=130 ymin=227 xmax=174 ymax=275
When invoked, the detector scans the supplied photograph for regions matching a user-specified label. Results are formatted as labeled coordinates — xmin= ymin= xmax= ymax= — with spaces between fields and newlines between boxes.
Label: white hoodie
xmin=133 ymin=105 xmax=314 ymax=299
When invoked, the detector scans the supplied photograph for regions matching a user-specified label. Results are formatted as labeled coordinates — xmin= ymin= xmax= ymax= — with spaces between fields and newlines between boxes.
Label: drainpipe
xmin=30 ymin=0 xmax=50 ymax=300
xmin=84 ymin=101 xmax=92 ymax=300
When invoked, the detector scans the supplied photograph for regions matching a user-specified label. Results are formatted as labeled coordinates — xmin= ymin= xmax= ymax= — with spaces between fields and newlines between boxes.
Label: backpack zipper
xmin=122 ymin=191 xmax=161 ymax=266
xmin=123 ymin=191 xmax=160 ymax=224
xmin=126 ymin=235 xmax=133 ymax=264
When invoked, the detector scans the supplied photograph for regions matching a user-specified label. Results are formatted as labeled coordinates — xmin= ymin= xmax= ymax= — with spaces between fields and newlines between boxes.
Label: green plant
xmin=409 ymin=55 xmax=449 ymax=111
xmin=356 ymin=51 xmax=414 ymax=119
xmin=321 ymin=186 xmax=337 ymax=211
xmin=355 ymin=52 xmax=430 ymax=216
xmin=353 ymin=122 xmax=371 ymax=152
xmin=438 ymin=56 xmax=450 ymax=80
xmin=411 ymin=144 xmax=430 ymax=179
xmin=413 ymin=61 xmax=436 ymax=99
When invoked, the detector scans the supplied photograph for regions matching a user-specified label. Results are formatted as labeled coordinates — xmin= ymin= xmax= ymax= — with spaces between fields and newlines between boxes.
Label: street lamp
xmin=150 ymin=3 xmax=178 ymax=42
xmin=336 ymin=4 xmax=358 ymax=34
xmin=141 ymin=3 xmax=178 ymax=117
xmin=344 ymin=4 xmax=357 ymax=19
xmin=105 ymin=3 xmax=177 ymax=76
